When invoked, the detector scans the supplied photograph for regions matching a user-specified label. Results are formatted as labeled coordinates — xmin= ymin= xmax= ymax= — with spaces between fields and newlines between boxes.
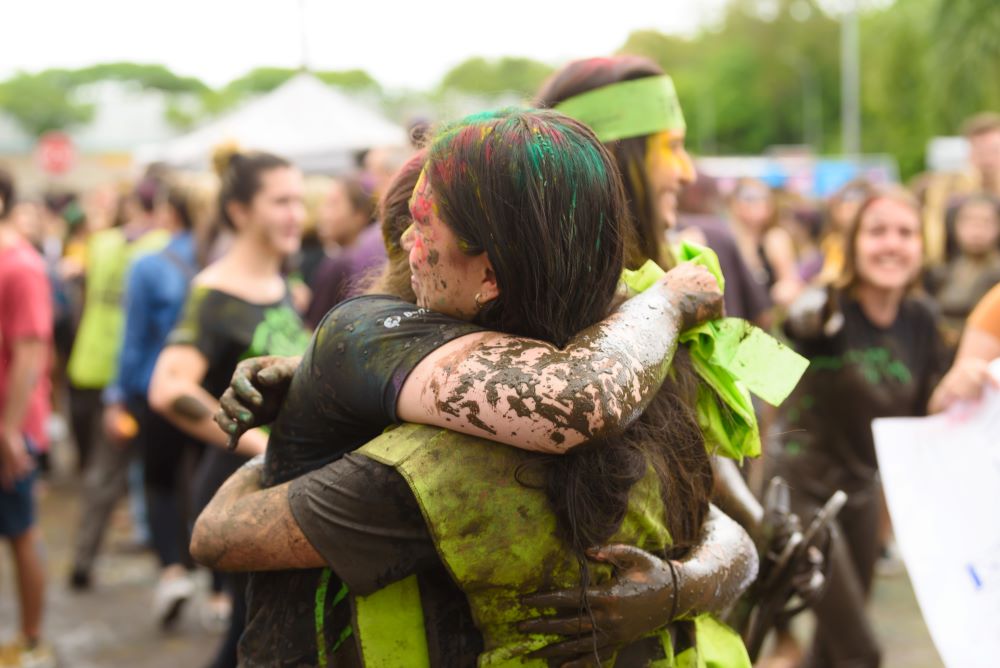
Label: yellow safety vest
xmin=67 ymin=227 xmax=169 ymax=388
xmin=352 ymin=423 xmax=750 ymax=667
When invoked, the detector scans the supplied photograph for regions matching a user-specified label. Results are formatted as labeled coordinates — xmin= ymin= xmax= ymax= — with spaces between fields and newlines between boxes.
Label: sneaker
xmin=153 ymin=573 xmax=195 ymax=629
xmin=0 ymin=638 xmax=56 ymax=668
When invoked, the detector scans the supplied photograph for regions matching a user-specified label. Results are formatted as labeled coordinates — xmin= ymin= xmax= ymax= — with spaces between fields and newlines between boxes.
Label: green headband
xmin=554 ymin=75 xmax=686 ymax=143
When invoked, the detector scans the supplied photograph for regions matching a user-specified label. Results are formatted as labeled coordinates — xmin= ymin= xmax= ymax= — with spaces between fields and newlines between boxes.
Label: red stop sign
xmin=37 ymin=131 xmax=76 ymax=175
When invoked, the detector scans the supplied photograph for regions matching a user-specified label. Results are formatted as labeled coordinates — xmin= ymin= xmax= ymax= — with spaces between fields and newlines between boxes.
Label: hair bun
xmin=211 ymin=140 xmax=242 ymax=179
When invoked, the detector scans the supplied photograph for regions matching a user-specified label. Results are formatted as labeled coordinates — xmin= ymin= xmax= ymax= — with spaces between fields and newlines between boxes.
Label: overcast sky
xmin=3 ymin=0 xmax=731 ymax=90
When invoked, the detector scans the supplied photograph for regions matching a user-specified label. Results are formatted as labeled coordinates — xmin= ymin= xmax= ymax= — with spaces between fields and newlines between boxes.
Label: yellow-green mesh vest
xmin=67 ymin=228 xmax=170 ymax=388
xmin=354 ymin=423 xmax=750 ymax=667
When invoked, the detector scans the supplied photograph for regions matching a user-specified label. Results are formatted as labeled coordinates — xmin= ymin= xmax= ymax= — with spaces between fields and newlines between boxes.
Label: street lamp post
xmin=840 ymin=2 xmax=861 ymax=156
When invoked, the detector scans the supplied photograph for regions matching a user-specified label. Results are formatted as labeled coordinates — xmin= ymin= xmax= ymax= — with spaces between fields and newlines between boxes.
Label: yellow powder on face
xmin=645 ymin=130 xmax=695 ymax=182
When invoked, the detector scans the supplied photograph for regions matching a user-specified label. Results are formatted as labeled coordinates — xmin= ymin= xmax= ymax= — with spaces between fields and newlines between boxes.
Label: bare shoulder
xmin=192 ymin=261 xmax=285 ymax=304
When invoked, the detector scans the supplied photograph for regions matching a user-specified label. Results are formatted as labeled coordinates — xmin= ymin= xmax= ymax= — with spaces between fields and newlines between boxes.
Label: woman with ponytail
xmin=149 ymin=145 xmax=311 ymax=667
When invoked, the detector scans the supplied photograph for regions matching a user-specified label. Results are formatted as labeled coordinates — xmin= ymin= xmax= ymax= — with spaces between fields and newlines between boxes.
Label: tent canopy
xmin=135 ymin=73 xmax=407 ymax=173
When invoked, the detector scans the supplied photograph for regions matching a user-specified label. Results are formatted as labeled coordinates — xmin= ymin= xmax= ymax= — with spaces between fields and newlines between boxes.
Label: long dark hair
xmin=535 ymin=56 xmax=671 ymax=270
xmin=425 ymin=109 xmax=712 ymax=562
xmin=426 ymin=109 xmax=623 ymax=347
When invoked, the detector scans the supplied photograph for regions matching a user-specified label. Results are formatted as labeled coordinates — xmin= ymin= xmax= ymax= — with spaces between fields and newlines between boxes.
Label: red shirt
xmin=0 ymin=238 xmax=53 ymax=449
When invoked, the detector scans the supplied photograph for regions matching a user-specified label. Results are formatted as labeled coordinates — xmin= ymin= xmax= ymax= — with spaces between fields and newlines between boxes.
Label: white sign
xmin=873 ymin=363 xmax=1000 ymax=668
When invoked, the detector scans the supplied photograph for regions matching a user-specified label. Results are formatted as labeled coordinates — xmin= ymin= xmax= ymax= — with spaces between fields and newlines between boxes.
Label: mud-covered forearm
xmin=421 ymin=284 xmax=689 ymax=453
xmin=674 ymin=505 xmax=759 ymax=617
xmin=191 ymin=456 xmax=320 ymax=571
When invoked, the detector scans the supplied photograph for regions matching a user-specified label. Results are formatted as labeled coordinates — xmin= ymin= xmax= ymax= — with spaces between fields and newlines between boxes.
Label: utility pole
xmin=840 ymin=3 xmax=861 ymax=156
xmin=298 ymin=0 xmax=310 ymax=72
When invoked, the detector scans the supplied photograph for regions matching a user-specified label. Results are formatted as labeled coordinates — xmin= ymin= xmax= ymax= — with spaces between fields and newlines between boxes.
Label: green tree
xmin=0 ymin=71 xmax=94 ymax=137
xmin=931 ymin=0 xmax=1000 ymax=131
xmin=619 ymin=0 xmax=842 ymax=156
xmin=70 ymin=62 xmax=209 ymax=93
xmin=315 ymin=69 xmax=381 ymax=92
xmin=440 ymin=57 xmax=553 ymax=97
xmin=198 ymin=66 xmax=383 ymax=118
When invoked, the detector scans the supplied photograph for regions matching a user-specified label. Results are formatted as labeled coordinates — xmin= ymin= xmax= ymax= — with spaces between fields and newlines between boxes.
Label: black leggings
xmin=136 ymin=399 xmax=202 ymax=569
xmin=69 ymin=385 xmax=103 ymax=471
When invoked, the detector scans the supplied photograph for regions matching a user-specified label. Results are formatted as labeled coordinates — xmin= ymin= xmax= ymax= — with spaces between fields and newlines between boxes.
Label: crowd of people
xmin=1 ymin=53 xmax=999 ymax=668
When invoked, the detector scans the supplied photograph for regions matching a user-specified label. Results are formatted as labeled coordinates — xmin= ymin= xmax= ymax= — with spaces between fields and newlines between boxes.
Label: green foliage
xmin=0 ymin=72 xmax=95 ymax=137
xmin=616 ymin=0 xmax=1000 ymax=178
xmin=440 ymin=57 xmax=554 ymax=97
xmin=620 ymin=0 xmax=842 ymax=156
xmin=930 ymin=0 xmax=1000 ymax=131
xmin=3 ymin=0 xmax=997 ymax=176
xmin=194 ymin=67 xmax=383 ymax=119
xmin=0 ymin=63 xmax=384 ymax=134
xmin=69 ymin=62 xmax=209 ymax=93
xmin=315 ymin=69 xmax=381 ymax=92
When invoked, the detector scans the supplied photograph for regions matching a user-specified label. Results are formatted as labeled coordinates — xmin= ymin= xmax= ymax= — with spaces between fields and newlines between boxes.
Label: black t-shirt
xmin=241 ymin=295 xmax=482 ymax=667
xmin=771 ymin=291 xmax=948 ymax=499
xmin=166 ymin=284 xmax=310 ymax=514
xmin=167 ymin=285 xmax=310 ymax=399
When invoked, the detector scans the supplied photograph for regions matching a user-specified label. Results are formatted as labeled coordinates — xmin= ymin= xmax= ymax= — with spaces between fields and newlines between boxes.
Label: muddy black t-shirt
xmin=771 ymin=291 xmax=948 ymax=499
xmin=241 ymin=295 xmax=482 ymax=667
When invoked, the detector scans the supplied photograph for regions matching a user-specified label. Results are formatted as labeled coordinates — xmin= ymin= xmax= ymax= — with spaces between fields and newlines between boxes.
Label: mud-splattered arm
xmin=396 ymin=263 xmax=723 ymax=454
xmin=517 ymin=505 xmax=758 ymax=664
xmin=191 ymin=455 xmax=324 ymax=571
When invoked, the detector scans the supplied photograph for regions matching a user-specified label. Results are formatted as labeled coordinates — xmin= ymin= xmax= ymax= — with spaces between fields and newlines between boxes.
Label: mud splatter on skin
xmin=427 ymin=249 xmax=440 ymax=266
xmin=172 ymin=394 xmax=212 ymax=421
xmin=516 ymin=506 xmax=758 ymax=643
xmin=420 ymin=283 xmax=710 ymax=452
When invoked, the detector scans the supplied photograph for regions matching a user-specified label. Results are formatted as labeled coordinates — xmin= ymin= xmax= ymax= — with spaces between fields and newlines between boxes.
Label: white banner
xmin=873 ymin=362 xmax=1000 ymax=668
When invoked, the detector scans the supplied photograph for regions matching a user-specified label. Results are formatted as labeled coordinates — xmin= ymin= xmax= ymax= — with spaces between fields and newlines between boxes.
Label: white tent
xmin=134 ymin=73 xmax=407 ymax=173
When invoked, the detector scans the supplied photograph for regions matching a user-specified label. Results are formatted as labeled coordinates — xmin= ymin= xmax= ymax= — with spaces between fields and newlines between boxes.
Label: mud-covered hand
xmin=660 ymin=262 xmax=724 ymax=331
xmin=518 ymin=544 xmax=678 ymax=667
xmin=215 ymin=355 xmax=301 ymax=447
xmin=754 ymin=509 xmax=829 ymax=610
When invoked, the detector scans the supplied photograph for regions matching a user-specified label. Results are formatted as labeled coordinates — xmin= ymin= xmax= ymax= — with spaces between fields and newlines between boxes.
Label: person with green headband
xmin=536 ymin=55 xmax=824 ymax=662
xmin=195 ymin=108 xmax=757 ymax=666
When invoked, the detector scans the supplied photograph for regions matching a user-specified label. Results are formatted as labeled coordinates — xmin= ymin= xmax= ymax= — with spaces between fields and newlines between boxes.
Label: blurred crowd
xmin=1 ymin=81 xmax=999 ymax=668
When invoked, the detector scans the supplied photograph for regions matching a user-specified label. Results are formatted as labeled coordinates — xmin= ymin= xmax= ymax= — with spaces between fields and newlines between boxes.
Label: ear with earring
xmin=474 ymin=293 xmax=485 ymax=311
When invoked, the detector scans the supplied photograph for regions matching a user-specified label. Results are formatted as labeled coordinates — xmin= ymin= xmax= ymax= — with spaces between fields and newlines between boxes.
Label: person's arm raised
xmin=396 ymin=263 xmax=722 ymax=454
